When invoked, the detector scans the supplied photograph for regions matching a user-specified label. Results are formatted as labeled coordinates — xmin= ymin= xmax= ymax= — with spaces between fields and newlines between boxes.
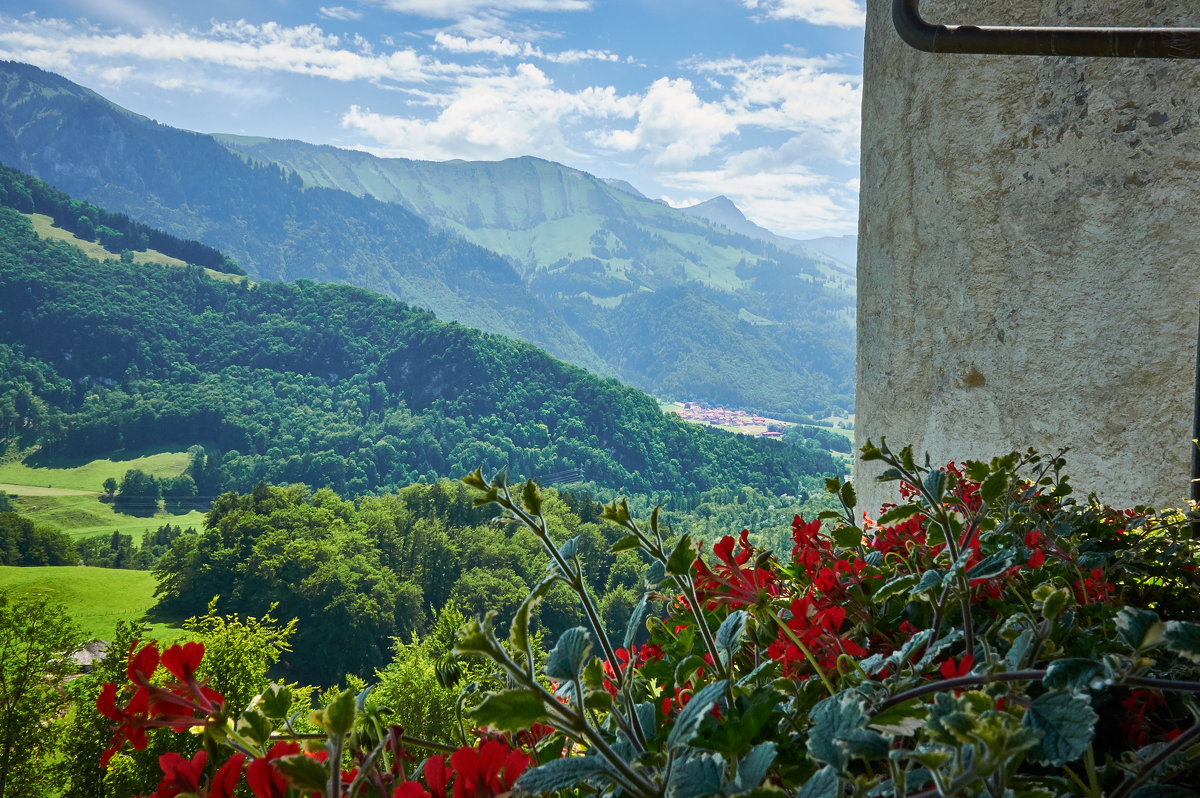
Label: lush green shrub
xmin=92 ymin=444 xmax=1200 ymax=796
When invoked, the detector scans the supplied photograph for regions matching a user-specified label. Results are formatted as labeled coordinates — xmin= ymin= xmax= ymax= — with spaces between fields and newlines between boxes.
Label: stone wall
xmin=856 ymin=0 xmax=1200 ymax=512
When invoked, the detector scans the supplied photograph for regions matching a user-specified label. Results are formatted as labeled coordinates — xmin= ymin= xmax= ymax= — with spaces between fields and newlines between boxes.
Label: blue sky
xmin=0 ymin=0 xmax=864 ymax=237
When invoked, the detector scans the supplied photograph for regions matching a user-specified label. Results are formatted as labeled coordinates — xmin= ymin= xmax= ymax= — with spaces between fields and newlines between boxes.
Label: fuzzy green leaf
xmin=979 ymin=469 xmax=1009 ymax=505
xmin=716 ymin=610 xmax=748 ymax=665
xmin=839 ymin=481 xmax=856 ymax=510
xmin=796 ymin=765 xmax=839 ymax=798
xmin=624 ymin=592 xmax=650 ymax=649
xmin=545 ymin=627 xmax=593 ymax=680
xmin=1165 ymin=620 xmax=1200 ymax=663
xmin=468 ymin=689 xmax=550 ymax=731
xmin=521 ymin=480 xmax=541 ymax=516
xmin=1117 ymin=607 xmax=1166 ymax=651
xmin=274 ymin=754 xmax=329 ymax=792
xmin=967 ymin=550 xmax=1014 ymax=581
xmin=258 ymin=683 xmax=293 ymax=719
xmin=324 ymin=688 xmax=356 ymax=736
xmin=832 ymin=525 xmax=863 ymax=549
xmin=461 ymin=468 xmax=487 ymax=491
xmin=667 ymin=680 xmax=727 ymax=751
xmin=235 ymin=708 xmax=274 ymax=746
xmin=511 ymin=576 xmax=556 ymax=662
xmin=869 ymin=698 xmax=929 ymax=736
xmin=1043 ymin=658 xmax=1112 ymax=693
xmin=730 ymin=742 xmax=776 ymax=794
xmin=668 ymin=753 xmax=726 ymax=798
xmin=808 ymin=692 xmax=867 ymax=769
xmin=666 ymin=534 xmax=696 ymax=576
xmin=515 ymin=756 xmax=608 ymax=795
xmin=610 ymin=534 xmax=641 ymax=553
xmin=873 ymin=573 xmax=921 ymax=604
xmin=876 ymin=503 xmax=923 ymax=526
xmin=1024 ymin=691 xmax=1097 ymax=766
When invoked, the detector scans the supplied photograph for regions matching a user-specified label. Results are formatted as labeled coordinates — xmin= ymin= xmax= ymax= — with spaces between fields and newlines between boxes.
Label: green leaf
xmin=1117 ymin=607 xmax=1166 ymax=651
xmin=964 ymin=461 xmax=990 ymax=482
xmin=1006 ymin=628 xmax=1034 ymax=671
xmin=645 ymin=561 xmax=667 ymax=587
xmin=258 ymin=683 xmax=293 ymax=719
xmin=873 ymin=573 xmax=921 ymax=604
xmin=876 ymin=503 xmax=923 ymax=526
xmin=667 ymin=680 xmax=727 ymax=751
xmin=515 ymin=756 xmax=608 ymax=795
xmin=875 ymin=467 xmax=903 ymax=482
xmin=545 ymin=627 xmax=593 ymax=680
xmin=468 ymin=689 xmax=550 ymax=732
xmin=1023 ymin=691 xmax=1097 ymax=766
xmin=1043 ymin=659 xmax=1112 ymax=692
xmin=869 ymin=698 xmax=929 ymax=736
xmin=715 ymin=610 xmax=748 ymax=665
xmin=825 ymin=477 xmax=842 ymax=494
xmin=730 ymin=742 xmax=776 ymax=794
xmin=796 ymin=765 xmax=839 ymax=798
xmin=668 ymin=753 xmax=727 ymax=798
xmin=1165 ymin=620 xmax=1200 ymax=663
xmin=673 ymin=654 xmax=708 ymax=687
xmin=808 ymin=692 xmax=867 ymax=769
xmin=911 ymin=569 xmax=942 ymax=596
xmin=521 ymin=480 xmax=542 ymax=516
xmin=1129 ymin=787 xmax=1200 ymax=798
xmin=472 ymin=487 xmax=500 ymax=507
xmin=461 ymin=468 xmax=487 ymax=491
xmin=832 ymin=525 xmax=863 ymax=549
xmin=454 ymin=613 xmax=499 ymax=658
xmin=666 ymin=534 xmax=696 ymax=577
xmin=324 ymin=688 xmax=357 ymax=736
xmin=235 ymin=708 xmax=274 ymax=746
xmin=967 ymin=550 xmax=1014 ymax=581
xmin=1040 ymin=587 xmax=1070 ymax=622
xmin=839 ymin=482 xmax=856 ymax=510
xmin=610 ymin=534 xmax=641 ymax=553
xmin=923 ymin=469 xmax=947 ymax=502
xmin=624 ymin=592 xmax=650 ymax=649
xmin=511 ymin=576 xmax=556 ymax=662
xmin=274 ymin=754 xmax=330 ymax=792
xmin=979 ymin=469 xmax=1008 ymax=505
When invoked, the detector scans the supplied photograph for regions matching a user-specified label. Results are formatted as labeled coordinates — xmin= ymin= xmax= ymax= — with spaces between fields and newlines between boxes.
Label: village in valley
xmin=662 ymin=401 xmax=792 ymax=438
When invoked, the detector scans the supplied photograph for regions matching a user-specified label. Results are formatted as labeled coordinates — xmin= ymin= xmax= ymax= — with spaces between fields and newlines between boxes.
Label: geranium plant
xmin=96 ymin=441 xmax=1200 ymax=797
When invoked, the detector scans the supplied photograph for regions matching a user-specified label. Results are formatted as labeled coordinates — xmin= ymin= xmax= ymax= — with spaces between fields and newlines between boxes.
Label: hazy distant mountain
xmin=0 ymin=60 xmax=854 ymax=417
xmin=679 ymin=196 xmax=854 ymax=279
xmin=799 ymin=235 xmax=858 ymax=271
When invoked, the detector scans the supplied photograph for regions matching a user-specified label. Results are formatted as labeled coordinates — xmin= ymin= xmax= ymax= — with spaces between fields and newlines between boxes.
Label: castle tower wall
xmin=856 ymin=0 xmax=1200 ymax=512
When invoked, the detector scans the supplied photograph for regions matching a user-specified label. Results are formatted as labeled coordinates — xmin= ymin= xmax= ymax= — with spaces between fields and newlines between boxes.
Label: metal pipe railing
xmin=893 ymin=0 xmax=1200 ymax=58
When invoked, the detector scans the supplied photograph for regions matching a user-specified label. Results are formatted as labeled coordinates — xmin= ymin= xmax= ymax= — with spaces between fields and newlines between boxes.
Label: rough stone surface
xmin=857 ymin=0 xmax=1200 ymax=513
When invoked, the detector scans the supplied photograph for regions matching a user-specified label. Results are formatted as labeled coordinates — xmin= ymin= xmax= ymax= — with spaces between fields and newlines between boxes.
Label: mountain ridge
xmin=0 ymin=60 xmax=854 ymax=418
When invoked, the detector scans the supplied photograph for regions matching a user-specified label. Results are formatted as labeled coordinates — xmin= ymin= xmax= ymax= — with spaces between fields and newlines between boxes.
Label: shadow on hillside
xmin=25 ymin=443 xmax=198 ymax=469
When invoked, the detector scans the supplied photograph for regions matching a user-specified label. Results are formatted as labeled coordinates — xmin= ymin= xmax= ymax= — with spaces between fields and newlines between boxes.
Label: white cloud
xmin=0 ymin=16 xmax=477 ymax=87
xmin=432 ymin=32 xmax=620 ymax=63
xmin=741 ymin=0 xmax=866 ymax=28
xmin=690 ymin=52 xmax=861 ymax=163
xmin=593 ymin=78 xmax=736 ymax=169
xmin=319 ymin=6 xmax=364 ymax=21
xmin=363 ymin=0 xmax=590 ymax=18
xmin=342 ymin=62 xmax=634 ymax=161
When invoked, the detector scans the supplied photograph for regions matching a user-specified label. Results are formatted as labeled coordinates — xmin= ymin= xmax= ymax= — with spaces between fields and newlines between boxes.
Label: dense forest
xmin=0 ymin=175 xmax=839 ymax=501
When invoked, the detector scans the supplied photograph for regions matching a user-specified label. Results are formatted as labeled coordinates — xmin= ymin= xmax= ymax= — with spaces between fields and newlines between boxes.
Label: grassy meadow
xmin=1 ymin=449 xmax=202 ymax=640
xmin=0 ymin=565 xmax=181 ymax=641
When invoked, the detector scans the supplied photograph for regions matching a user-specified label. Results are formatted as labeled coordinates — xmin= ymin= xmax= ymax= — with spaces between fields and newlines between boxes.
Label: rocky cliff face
xmin=857 ymin=0 xmax=1200 ymax=510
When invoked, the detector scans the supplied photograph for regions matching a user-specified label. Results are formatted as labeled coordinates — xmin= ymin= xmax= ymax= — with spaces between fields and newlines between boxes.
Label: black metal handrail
xmin=893 ymin=0 xmax=1200 ymax=58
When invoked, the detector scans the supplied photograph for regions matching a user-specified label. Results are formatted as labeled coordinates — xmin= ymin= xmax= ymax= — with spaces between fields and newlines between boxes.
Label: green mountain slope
xmin=0 ymin=61 xmax=605 ymax=374
xmin=0 ymin=60 xmax=853 ymax=417
xmin=0 ymin=168 xmax=836 ymax=500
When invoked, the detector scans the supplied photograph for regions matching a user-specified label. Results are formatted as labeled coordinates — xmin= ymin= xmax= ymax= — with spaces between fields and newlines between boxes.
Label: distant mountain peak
xmin=600 ymin=177 xmax=647 ymax=199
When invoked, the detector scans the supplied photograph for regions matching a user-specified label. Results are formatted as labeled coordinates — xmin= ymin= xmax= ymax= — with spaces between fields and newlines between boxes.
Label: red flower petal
xmin=162 ymin=641 xmax=205 ymax=682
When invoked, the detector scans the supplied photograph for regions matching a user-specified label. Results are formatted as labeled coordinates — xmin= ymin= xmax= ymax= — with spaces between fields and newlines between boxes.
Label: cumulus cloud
xmin=593 ymin=78 xmax=736 ymax=169
xmin=741 ymin=0 xmax=866 ymax=28
xmin=342 ymin=62 xmax=635 ymax=161
xmin=432 ymin=32 xmax=621 ymax=63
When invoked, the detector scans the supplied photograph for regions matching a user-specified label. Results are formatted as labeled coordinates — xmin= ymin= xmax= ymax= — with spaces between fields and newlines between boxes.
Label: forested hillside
xmin=0 ymin=61 xmax=854 ymax=419
xmin=0 ymin=178 xmax=836 ymax=501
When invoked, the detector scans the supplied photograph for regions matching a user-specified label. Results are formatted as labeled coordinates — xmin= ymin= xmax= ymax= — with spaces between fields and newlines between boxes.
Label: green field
xmin=0 ymin=565 xmax=184 ymax=641
xmin=0 ymin=447 xmax=194 ymax=492
xmin=0 ymin=448 xmax=205 ymax=540
xmin=11 ymin=492 xmax=206 ymax=540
